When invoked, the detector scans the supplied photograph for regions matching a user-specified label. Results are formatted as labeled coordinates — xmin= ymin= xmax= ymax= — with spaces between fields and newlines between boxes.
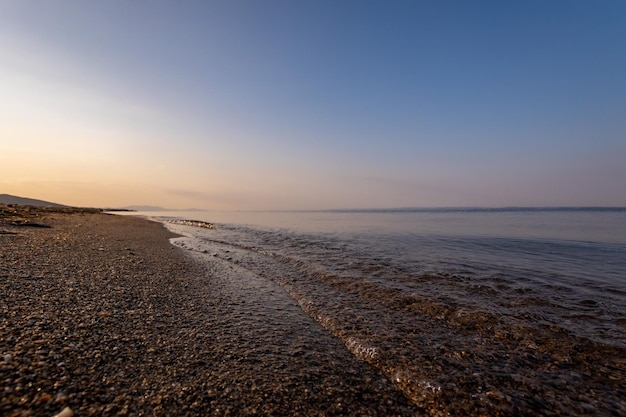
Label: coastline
xmin=0 ymin=208 xmax=417 ymax=416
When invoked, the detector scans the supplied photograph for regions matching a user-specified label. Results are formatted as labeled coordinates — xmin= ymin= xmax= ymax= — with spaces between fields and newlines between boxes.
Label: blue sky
xmin=1 ymin=1 xmax=625 ymax=209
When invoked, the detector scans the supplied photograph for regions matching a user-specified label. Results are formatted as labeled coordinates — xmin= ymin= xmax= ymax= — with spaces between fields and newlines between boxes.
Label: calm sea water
xmin=124 ymin=208 xmax=626 ymax=413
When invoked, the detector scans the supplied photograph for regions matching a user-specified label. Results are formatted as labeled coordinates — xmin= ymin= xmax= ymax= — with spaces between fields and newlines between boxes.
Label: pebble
xmin=54 ymin=406 xmax=74 ymax=417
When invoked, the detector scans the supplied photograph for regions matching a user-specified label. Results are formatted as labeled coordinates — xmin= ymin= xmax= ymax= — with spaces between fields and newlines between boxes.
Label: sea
xmin=122 ymin=207 xmax=626 ymax=414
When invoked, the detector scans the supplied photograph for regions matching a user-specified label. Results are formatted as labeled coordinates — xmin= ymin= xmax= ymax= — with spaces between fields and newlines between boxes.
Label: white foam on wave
xmin=344 ymin=337 xmax=380 ymax=361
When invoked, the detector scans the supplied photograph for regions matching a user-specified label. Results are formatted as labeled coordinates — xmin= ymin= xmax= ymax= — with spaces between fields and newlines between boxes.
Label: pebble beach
xmin=0 ymin=206 xmax=418 ymax=416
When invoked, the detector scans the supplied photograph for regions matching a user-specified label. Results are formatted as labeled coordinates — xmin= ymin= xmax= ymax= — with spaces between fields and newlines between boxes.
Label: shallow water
xmin=128 ymin=208 xmax=626 ymax=414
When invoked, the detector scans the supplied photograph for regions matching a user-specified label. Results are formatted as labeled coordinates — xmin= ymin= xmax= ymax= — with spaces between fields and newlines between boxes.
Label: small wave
xmin=392 ymin=369 xmax=442 ymax=401
xmin=166 ymin=219 xmax=216 ymax=229
xmin=344 ymin=337 xmax=380 ymax=361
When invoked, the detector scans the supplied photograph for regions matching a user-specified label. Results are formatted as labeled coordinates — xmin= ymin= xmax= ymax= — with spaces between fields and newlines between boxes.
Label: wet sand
xmin=0 ymin=206 xmax=418 ymax=416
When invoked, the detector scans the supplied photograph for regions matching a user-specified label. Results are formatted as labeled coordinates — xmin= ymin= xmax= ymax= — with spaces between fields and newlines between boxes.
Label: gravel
xmin=1 ymin=207 xmax=419 ymax=416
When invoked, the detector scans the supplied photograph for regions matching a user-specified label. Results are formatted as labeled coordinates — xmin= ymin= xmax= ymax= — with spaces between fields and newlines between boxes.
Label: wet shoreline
xmin=166 ymin=219 xmax=626 ymax=416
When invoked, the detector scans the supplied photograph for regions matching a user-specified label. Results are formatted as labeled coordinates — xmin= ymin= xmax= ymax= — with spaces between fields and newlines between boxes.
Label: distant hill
xmin=121 ymin=205 xmax=167 ymax=211
xmin=0 ymin=194 xmax=67 ymax=207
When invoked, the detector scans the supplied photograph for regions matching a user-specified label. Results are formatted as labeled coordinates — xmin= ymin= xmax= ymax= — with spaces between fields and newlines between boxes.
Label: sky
xmin=1 ymin=0 xmax=625 ymax=210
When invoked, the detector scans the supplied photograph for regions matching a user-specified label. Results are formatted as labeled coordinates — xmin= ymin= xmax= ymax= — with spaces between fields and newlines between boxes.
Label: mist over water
xmin=125 ymin=208 xmax=626 ymax=414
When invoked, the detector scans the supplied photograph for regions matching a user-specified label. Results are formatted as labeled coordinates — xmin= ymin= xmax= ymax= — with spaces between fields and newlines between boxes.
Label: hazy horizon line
xmin=122 ymin=206 xmax=626 ymax=213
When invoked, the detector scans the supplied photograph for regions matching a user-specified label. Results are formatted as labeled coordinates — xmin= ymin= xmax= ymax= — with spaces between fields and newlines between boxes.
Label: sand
xmin=0 ymin=206 xmax=419 ymax=416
